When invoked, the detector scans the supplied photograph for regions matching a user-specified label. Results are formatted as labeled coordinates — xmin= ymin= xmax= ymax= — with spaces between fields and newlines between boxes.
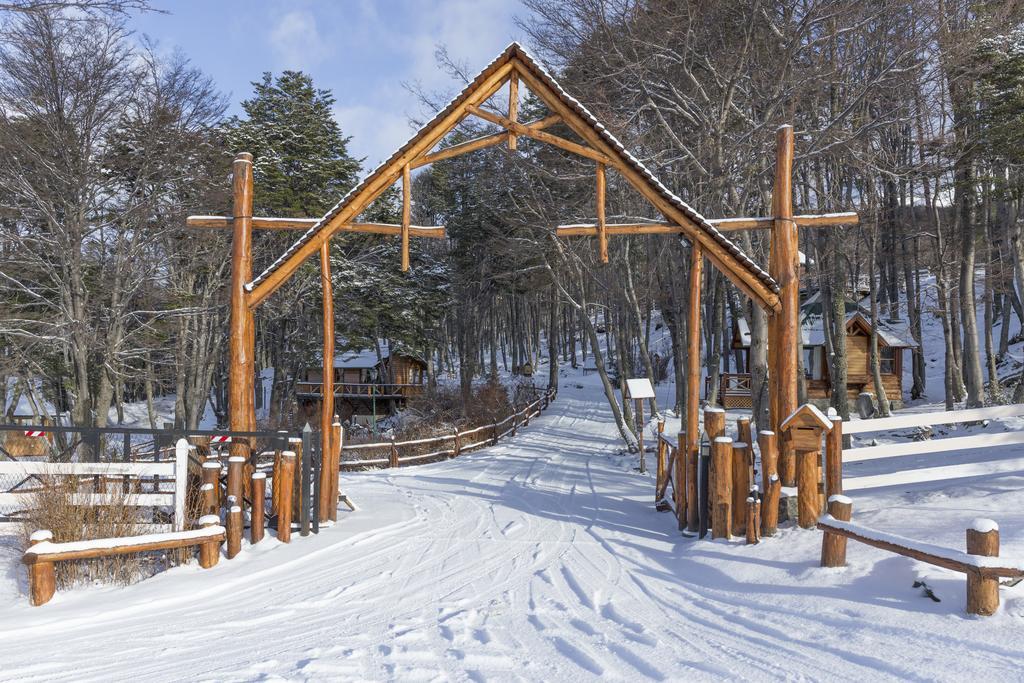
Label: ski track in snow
xmin=2 ymin=375 xmax=1024 ymax=682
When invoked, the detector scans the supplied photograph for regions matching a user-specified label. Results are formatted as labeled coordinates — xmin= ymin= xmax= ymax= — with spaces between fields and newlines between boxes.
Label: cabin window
xmin=879 ymin=346 xmax=896 ymax=374
xmin=803 ymin=347 xmax=822 ymax=380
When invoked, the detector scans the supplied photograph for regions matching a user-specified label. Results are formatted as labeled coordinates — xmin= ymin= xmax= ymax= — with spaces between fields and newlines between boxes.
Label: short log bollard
xmin=277 ymin=451 xmax=296 ymax=543
xmin=780 ymin=404 xmax=833 ymax=528
xmin=251 ymin=472 xmax=266 ymax=544
xmin=967 ymin=519 xmax=1000 ymax=616
xmin=825 ymin=415 xmax=843 ymax=500
xmin=201 ymin=460 xmax=220 ymax=516
xmin=711 ymin=436 xmax=734 ymax=539
xmin=746 ymin=495 xmax=761 ymax=545
xmin=655 ymin=420 xmax=667 ymax=504
xmin=227 ymin=504 xmax=242 ymax=558
xmin=731 ymin=439 xmax=751 ymax=536
xmin=820 ymin=495 xmax=853 ymax=567
xmin=758 ymin=431 xmax=780 ymax=536
xmin=227 ymin=455 xmax=245 ymax=509
xmin=198 ymin=515 xmax=222 ymax=569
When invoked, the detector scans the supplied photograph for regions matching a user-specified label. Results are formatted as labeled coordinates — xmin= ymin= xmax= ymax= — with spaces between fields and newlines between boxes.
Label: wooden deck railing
xmin=340 ymin=388 xmax=557 ymax=469
xmin=705 ymin=373 xmax=753 ymax=408
xmin=295 ymin=381 xmax=425 ymax=399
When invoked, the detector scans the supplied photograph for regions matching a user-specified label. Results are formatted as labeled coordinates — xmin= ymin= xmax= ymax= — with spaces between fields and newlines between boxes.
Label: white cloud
xmin=268 ymin=10 xmax=333 ymax=71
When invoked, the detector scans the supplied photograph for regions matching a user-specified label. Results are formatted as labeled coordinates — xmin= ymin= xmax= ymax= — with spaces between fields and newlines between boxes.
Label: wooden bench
xmin=818 ymin=497 xmax=1024 ymax=616
xmin=22 ymin=515 xmax=225 ymax=606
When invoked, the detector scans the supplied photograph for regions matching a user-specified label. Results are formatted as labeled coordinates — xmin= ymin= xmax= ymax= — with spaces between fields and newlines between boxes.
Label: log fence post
xmin=677 ymin=430 xmax=687 ymax=527
xmin=758 ymin=431 xmax=780 ymax=536
xmin=27 ymin=530 xmax=55 ymax=606
xmin=271 ymin=449 xmax=283 ymax=516
xmin=710 ymin=436 xmax=733 ymax=539
xmin=731 ymin=440 xmax=751 ymax=537
xmin=226 ymin=455 xmax=245 ymax=511
xmin=329 ymin=420 xmax=342 ymax=522
xmin=453 ymin=429 xmax=461 ymax=458
xmin=745 ymin=497 xmax=760 ymax=545
xmin=825 ymin=416 xmax=843 ymax=500
xmin=966 ymin=520 xmax=1000 ymax=616
xmin=389 ymin=439 xmax=399 ymax=468
xmin=277 ymin=451 xmax=296 ymax=543
xmin=250 ymin=472 xmax=266 ymax=544
xmin=655 ymin=420 xmax=666 ymax=503
xmin=492 ymin=422 xmax=499 ymax=446
xmin=198 ymin=515 xmax=221 ymax=569
xmin=201 ymin=460 xmax=220 ymax=516
xmin=289 ymin=436 xmax=303 ymax=522
xmin=820 ymin=495 xmax=852 ymax=567
xmin=227 ymin=504 xmax=242 ymax=559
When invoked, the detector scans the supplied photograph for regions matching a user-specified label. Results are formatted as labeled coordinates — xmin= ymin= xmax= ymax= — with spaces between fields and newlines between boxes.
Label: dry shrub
xmin=20 ymin=474 xmax=184 ymax=589
xmin=465 ymin=380 xmax=513 ymax=425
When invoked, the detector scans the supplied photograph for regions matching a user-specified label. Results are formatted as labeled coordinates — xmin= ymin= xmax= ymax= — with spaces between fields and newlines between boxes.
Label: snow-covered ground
xmin=1 ymin=370 xmax=1022 ymax=682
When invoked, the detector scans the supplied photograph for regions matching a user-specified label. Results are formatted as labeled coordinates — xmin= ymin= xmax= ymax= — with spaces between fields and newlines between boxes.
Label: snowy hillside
xmin=1 ymin=370 xmax=1022 ymax=681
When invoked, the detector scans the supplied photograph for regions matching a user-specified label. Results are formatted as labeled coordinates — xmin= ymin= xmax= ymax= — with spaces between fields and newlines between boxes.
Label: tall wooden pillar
xmin=228 ymin=153 xmax=256 ymax=450
xmin=319 ymin=241 xmax=335 ymax=522
xmin=684 ymin=242 xmax=703 ymax=532
xmin=771 ymin=126 xmax=799 ymax=486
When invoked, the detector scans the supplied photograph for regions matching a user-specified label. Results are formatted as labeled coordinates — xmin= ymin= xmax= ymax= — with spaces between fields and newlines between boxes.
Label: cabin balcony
xmin=705 ymin=373 xmax=753 ymax=409
xmin=295 ymin=382 xmax=426 ymax=400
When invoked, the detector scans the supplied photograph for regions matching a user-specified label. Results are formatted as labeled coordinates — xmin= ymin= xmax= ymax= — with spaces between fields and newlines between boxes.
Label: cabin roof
xmin=734 ymin=304 xmax=916 ymax=349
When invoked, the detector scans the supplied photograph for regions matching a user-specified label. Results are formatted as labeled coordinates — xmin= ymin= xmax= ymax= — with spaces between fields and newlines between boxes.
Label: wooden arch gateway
xmin=188 ymin=42 xmax=856 ymax=532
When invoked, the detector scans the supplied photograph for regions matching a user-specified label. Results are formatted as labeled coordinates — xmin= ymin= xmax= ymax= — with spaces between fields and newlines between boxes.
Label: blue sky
xmin=131 ymin=1 xmax=528 ymax=168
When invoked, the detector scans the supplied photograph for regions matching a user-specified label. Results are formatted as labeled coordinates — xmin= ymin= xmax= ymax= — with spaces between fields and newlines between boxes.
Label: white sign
xmin=625 ymin=378 xmax=655 ymax=399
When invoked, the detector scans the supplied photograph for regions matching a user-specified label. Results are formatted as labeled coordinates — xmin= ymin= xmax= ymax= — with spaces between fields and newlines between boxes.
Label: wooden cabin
xmin=297 ymin=346 xmax=427 ymax=424
xmin=710 ymin=298 xmax=915 ymax=410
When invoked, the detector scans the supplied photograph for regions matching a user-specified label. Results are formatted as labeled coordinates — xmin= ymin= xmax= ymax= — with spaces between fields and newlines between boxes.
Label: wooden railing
xmin=705 ymin=373 xmax=753 ymax=408
xmin=295 ymin=381 xmax=425 ymax=399
xmin=340 ymin=388 xmax=557 ymax=469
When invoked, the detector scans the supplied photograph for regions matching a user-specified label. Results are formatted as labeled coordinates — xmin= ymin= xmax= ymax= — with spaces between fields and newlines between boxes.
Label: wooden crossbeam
xmin=466 ymin=104 xmax=610 ymax=164
xmin=186 ymin=216 xmax=445 ymax=238
xmin=554 ymin=212 xmax=859 ymax=238
xmin=411 ymin=115 xmax=562 ymax=169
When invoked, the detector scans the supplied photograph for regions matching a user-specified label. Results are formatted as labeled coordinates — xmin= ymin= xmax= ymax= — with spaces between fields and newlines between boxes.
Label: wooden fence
xmin=0 ymin=439 xmax=191 ymax=532
xmin=840 ymin=403 xmax=1024 ymax=492
xmin=340 ymin=387 xmax=557 ymax=470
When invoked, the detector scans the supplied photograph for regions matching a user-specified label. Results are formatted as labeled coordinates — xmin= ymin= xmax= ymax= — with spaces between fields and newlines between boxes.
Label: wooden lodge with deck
xmin=709 ymin=295 xmax=916 ymax=410
xmin=297 ymin=346 xmax=427 ymax=424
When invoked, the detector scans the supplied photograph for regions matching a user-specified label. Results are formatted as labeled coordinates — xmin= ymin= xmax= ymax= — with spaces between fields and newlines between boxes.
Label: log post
xmin=758 ymin=431 xmax=780 ymax=536
xmin=820 ymin=495 xmax=852 ymax=567
xmin=596 ymin=162 xmax=608 ymax=263
xmin=492 ymin=422 xmax=499 ymax=446
xmin=703 ymin=406 xmax=726 ymax=440
xmin=825 ymin=416 xmax=843 ymax=500
xmin=636 ymin=398 xmax=645 ymax=474
xmin=684 ymin=243 xmax=703 ymax=532
xmin=677 ymin=430 xmax=687 ymax=521
xmin=796 ymin=449 xmax=821 ymax=528
xmin=228 ymin=152 xmax=256 ymax=458
xmin=227 ymin=504 xmax=242 ymax=559
xmin=389 ymin=439 xmax=399 ymax=468
xmin=731 ymin=441 xmax=751 ymax=536
xmin=250 ymin=472 xmax=266 ymax=544
xmin=737 ymin=417 xmax=752 ymax=450
xmin=201 ymin=460 xmax=220 ymax=516
xmin=771 ymin=126 xmax=799 ymax=489
xmin=966 ymin=520 xmax=1000 ymax=616
xmin=226 ymin=455 xmax=245 ymax=510
xmin=329 ymin=420 xmax=342 ymax=522
xmin=453 ymin=429 xmax=461 ymax=458
xmin=277 ymin=451 xmax=296 ymax=543
xmin=27 ymin=530 xmax=56 ymax=606
xmin=745 ymin=498 xmax=760 ymax=545
xmin=711 ymin=436 xmax=733 ymax=539
xmin=319 ymin=241 xmax=336 ymax=525
xmin=198 ymin=515 xmax=221 ymax=569
xmin=271 ymin=449 xmax=283 ymax=516
xmin=655 ymin=420 xmax=666 ymax=503
xmin=289 ymin=436 xmax=303 ymax=521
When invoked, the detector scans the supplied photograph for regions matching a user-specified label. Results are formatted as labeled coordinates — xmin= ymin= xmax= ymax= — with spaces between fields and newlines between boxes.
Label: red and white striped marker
xmin=209 ymin=435 xmax=232 ymax=444
xmin=23 ymin=430 xmax=46 ymax=437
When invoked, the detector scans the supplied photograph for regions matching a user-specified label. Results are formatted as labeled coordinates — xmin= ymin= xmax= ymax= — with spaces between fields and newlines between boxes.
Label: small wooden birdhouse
xmin=780 ymin=403 xmax=833 ymax=451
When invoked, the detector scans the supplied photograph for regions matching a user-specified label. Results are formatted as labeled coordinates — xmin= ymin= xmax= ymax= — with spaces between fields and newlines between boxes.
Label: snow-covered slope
xmin=1 ymin=372 xmax=1022 ymax=681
